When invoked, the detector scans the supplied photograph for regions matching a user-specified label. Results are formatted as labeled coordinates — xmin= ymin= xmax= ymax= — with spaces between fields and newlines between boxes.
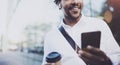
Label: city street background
xmin=0 ymin=0 xmax=120 ymax=65
xmin=0 ymin=51 xmax=43 ymax=65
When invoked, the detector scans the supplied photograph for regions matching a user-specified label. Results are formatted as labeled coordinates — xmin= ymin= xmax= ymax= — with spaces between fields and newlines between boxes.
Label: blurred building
xmin=24 ymin=23 xmax=51 ymax=48
xmin=0 ymin=0 xmax=21 ymax=51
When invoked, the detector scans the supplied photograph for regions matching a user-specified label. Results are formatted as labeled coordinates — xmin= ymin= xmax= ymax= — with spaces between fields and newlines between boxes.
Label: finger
xmin=78 ymin=50 xmax=105 ymax=62
xmin=85 ymin=45 xmax=107 ymax=58
xmin=81 ymin=56 xmax=98 ymax=65
xmin=78 ymin=50 xmax=112 ymax=65
xmin=81 ymin=55 xmax=112 ymax=65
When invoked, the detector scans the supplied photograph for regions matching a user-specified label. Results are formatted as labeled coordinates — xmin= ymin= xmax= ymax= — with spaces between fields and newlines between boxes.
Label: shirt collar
xmin=61 ymin=15 xmax=85 ymax=29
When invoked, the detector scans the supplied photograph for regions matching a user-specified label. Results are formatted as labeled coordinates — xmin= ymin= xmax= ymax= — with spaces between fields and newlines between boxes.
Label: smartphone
xmin=81 ymin=31 xmax=101 ymax=49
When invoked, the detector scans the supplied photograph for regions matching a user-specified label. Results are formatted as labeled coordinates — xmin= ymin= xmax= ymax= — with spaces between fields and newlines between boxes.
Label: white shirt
xmin=42 ymin=15 xmax=120 ymax=65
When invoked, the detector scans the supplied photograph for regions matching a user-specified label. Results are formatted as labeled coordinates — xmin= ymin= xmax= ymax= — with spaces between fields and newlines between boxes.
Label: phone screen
xmin=81 ymin=31 xmax=101 ymax=49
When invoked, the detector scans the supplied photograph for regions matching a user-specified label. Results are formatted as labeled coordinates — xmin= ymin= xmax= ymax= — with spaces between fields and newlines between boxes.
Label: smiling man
xmin=42 ymin=0 xmax=120 ymax=65
xmin=60 ymin=0 xmax=83 ymax=26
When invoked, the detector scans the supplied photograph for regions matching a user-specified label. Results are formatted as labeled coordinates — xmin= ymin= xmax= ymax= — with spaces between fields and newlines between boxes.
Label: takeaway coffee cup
xmin=46 ymin=52 xmax=61 ymax=65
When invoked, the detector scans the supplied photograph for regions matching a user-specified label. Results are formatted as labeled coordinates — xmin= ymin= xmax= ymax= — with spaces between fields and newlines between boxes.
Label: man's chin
xmin=71 ymin=15 xmax=80 ymax=20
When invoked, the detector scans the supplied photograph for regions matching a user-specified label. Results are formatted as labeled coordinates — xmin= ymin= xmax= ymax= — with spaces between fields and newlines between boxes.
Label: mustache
xmin=68 ymin=4 xmax=81 ymax=10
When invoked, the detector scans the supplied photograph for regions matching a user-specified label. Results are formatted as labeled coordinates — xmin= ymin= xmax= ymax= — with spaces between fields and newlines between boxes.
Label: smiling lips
xmin=70 ymin=7 xmax=80 ymax=14
xmin=69 ymin=5 xmax=81 ymax=11
xmin=72 ymin=7 xmax=79 ymax=11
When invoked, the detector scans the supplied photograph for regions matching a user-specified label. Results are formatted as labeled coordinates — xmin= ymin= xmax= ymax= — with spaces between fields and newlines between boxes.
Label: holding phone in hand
xmin=80 ymin=31 xmax=113 ymax=65
xmin=81 ymin=31 xmax=101 ymax=49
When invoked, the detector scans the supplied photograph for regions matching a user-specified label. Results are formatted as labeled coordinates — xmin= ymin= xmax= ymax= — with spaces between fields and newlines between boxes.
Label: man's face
xmin=60 ymin=0 xmax=83 ymax=20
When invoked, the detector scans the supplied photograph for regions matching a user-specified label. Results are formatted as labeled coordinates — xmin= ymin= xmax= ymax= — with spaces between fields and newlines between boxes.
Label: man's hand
xmin=78 ymin=45 xmax=112 ymax=65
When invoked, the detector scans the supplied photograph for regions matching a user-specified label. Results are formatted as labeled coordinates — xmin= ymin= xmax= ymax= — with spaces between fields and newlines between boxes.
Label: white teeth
xmin=73 ymin=7 xmax=78 ymax=9
xmin=72 ymin=7 xmax=78 ymax=10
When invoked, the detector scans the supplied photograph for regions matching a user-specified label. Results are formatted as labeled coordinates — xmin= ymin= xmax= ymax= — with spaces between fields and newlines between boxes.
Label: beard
xmin=64 ymin=3 xmax=83 ymax=21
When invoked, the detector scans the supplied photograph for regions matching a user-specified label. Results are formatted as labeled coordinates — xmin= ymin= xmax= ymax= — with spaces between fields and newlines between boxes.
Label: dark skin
xmin=78 ymin=45 xmax=112 ymax=65
xmin=60 ymin=0 xmax=83 ymax=26
xmin=45 ymin=0 xmax=112 ymax=65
